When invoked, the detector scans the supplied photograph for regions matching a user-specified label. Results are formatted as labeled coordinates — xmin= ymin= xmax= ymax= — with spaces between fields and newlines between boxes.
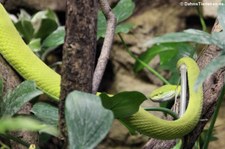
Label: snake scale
xmin=0 ymin=4 xmax=203 ymax=140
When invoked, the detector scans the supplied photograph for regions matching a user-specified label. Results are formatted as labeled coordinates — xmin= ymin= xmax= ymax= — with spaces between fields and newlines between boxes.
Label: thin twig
xmin=144 ymin=107 xmax=178 ymax=120
xmin=92 ymin=0 xmax=116 ymax=93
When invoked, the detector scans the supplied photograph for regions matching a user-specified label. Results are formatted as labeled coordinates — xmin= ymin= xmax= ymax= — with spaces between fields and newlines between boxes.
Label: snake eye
xmin=150 ymin=91 xmax=176 ymax=102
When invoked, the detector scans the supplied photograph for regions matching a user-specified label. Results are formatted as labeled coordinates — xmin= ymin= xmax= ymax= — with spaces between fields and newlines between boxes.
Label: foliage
xmin=97 ymin=0 xmax=135 ymax=39
xmin=65 ymin=91 xmax=113 ymax=149
xmin=13 ymin=0 xmax=135 ymax=60
xmin=140 ymin=0 xmax=225 ymax=88
xmin=2 ymin=1 xmax=136 ymax=147
xmin=5 ymin=0 xmax=225 ymax=148
xmin=100 ymin=91 xmax=147 ymax=118
xmin=12 ymin=9 xmax=64 ymax=60
xmin=0 ymin=117 xmax=58 ymax=136
xmin=0 ymin=80 xmax=58 ymax=144
xmin=0 ymin=81 xmax=42 ymax=117
xmin=134 ymin=42 xmax=195 ymax=83
xmin=31 ymin=102 xmax=58 ymax=126
xmin=129 ymin=1 xmax=225 ymax=148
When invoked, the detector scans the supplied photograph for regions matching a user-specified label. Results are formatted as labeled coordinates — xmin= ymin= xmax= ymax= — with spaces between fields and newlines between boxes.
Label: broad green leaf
xmin=65 ymin=91 xmax=113 ymax=149
xmin=160 ymin=43 xmax=195 ymax=83
xmin=115 ymin=23 xmax=134 ymax=34
xmin=31 ymin=10 xmax=59 ymax=32
xmin=97 ymin=0 xmax=135 ymax=39
xmin=28 ymin=38 xmax=41 ymax=52
xmin=39 ymin=27 xmax=64 ymax=58
xmin=34 ymin=19 xmax=58 ymax=40
xmin=42 ymin=26 xmax=65 ymax=49
xmin=144 ymin=29 xmax=223 ymax=49
xmin=0 ymin=117 xmax=58 ymax=136
xmin=18 ymin=9 xmax=31 ymax=21
xmin=100 ymin=91 xmax=147 ymax=118
xmin=119 ymin=119 xmax=136 ymax=135
xmin=218 ymin=0 xmax=225 ymax=30
xmin=134 ymin=43 xmax=178 ymax=72
xmin=159 ymin=50 xmax=177 ymax=66
xmin=97 ymin=11 xmax=107 ymax=39
xmin=0 ymin=81 xmax=43 ymax=117
xmin=14 ymin=20 xmax=34 ymax=43
xmin=134 ymin=43 xmax=194 ymax=73
xmin=212 ymin=32 xmax=225 ymax=49
xmin=45 ymin=10 xmax=59 ymax=24
xmin=31 ymin=102 xmax=58 ymax=126
xmin=113 ymin=0 xmax=135 ymax=23
xmin=195 ymin=54 xmax=225 ymax=90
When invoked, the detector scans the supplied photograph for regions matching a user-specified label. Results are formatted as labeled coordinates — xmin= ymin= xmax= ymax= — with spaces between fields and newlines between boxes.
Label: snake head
xmin=149 ymin=85 xmax=181 ymax=102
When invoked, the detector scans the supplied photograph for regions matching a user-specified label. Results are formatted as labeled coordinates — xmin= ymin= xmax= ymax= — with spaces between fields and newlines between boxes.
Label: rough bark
xmin=143 ymin=20 xmax=225 ymax=149
xmin=59 ymin=0 xmax=98 ymax=145
xmin=0 ymin=56 xmax=39 ymax=149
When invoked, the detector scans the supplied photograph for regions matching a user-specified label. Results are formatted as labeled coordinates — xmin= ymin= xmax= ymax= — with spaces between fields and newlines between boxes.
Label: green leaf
xmin=28 ymin=38 xmax=41 ymax=52
xmin=212 ymin=32 xmax=225 ymax=49
xmin=18 ymin=9 xmax=31 ymax=21
xmin=65 ymin=91 xmax=113 ymax=149
xmin=45 ymin=10 xmax=59 ymax=24
xmin=34 ymin=19 xmax=58 ymax=40
xmin=97 ymin=11 xmax=107 ymax=39
xmin=134 ymin=43 xmax=177 ymax=72
xmin=31 ymin=10 xmax=59 ymax=32
xmin=172 ymin=140 xmax=182 ymax=149
xmin=113 ymin=0 xmax=135 ymax=23
xmin=42 ymin=26 xmax=65 ymax=49
xmin=144 ymin=29 xmax=224 ymax=49
xmin=115 ymin=23 xmax=134 ymax=34
xmin=100 ymin=91 xmax=147 ymax=118
xmin=0 ymin=116 xmax=58 ymax=136
xmin=31 ymin=102 xmax=58 ymax=126
xmin=134 ymin=43 xmax=194 ymax=73
xmin=0 ymin=81 xmax=43 ymax=117
xmin=97 ymin=0 xmax=135 ymax=39
xmin=195 ymin=54 xmax=225 ymax=90
xmin=14 ymin=20 xmax=34 ymax=43
xmin=218 ymin=0 xmax=225 ymax=30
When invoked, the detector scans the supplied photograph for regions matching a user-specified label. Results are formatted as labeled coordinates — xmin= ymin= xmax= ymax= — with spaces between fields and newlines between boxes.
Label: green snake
xmin=0 ymin=4 xmax=203 ymax=140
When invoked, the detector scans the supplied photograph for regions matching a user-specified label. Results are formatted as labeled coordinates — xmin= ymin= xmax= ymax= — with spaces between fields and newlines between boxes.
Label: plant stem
xmin=118 ymin=33 xmax=170 ymax=85
xmin=196 ymin=5 xmax=207 ymax=32
xmin=144 ymin=107 xmax=178 ymax=120
xmin=202 ymin=84 xmax=225 ymax=149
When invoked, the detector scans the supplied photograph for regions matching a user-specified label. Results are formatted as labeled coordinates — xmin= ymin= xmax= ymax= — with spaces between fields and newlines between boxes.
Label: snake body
xmin=0 ymin=4 xmax=60 ymax=100
xmin=0 ymin=4 xmax=203 ymax=140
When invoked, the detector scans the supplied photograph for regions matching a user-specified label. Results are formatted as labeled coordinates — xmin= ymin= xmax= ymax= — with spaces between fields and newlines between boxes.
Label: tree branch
xmin=182 ymin=19 xmax=225 ymax=148
xmin=143 ymin=19 xmax=225 ymax=149
xmin=92 ymin=0 xmax=116 ymax=93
